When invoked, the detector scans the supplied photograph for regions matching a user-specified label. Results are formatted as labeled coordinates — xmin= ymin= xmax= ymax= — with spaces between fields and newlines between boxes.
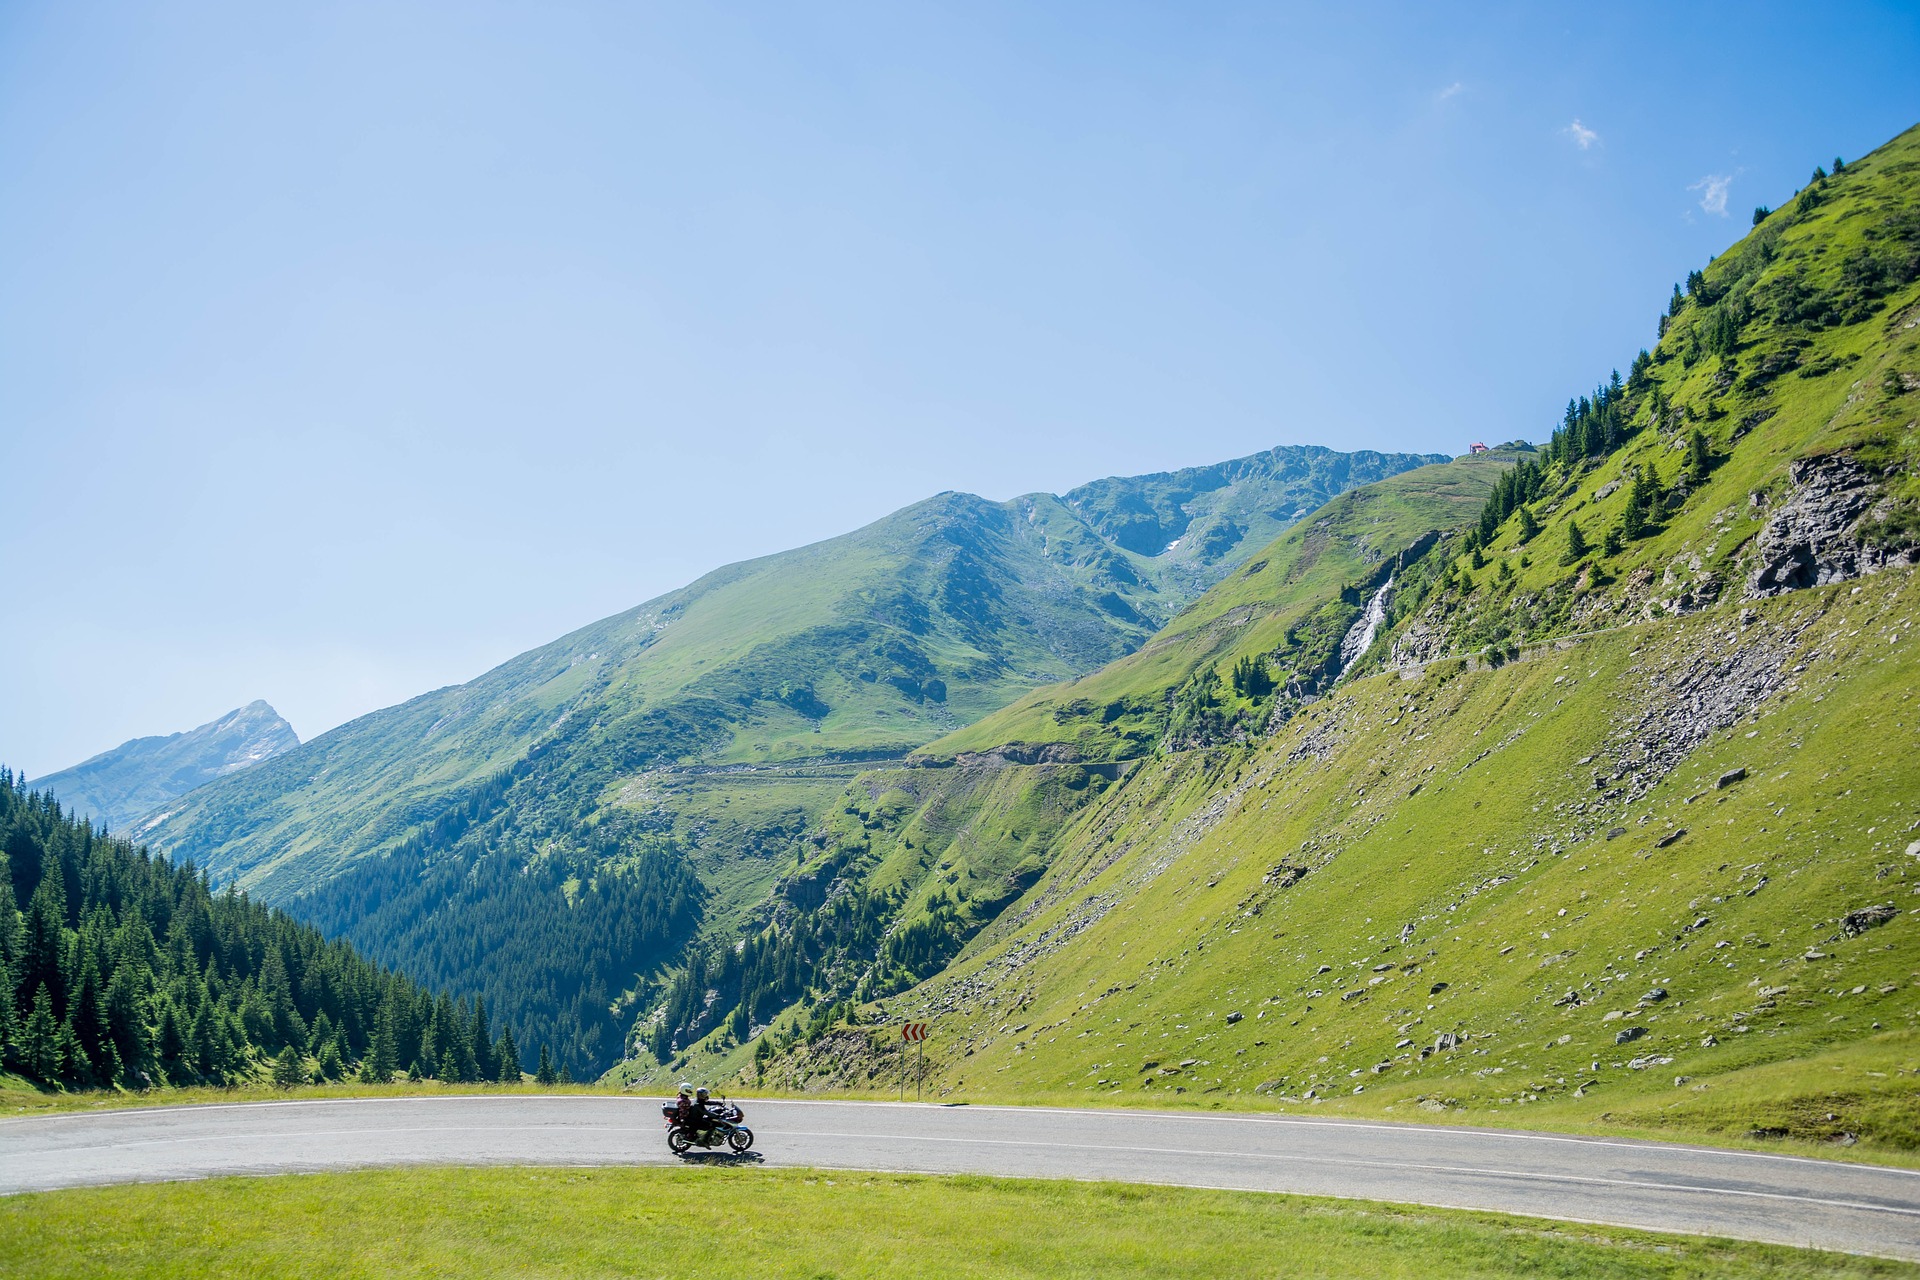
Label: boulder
xmin=1841 ymin=904 xmax=1899 ymax=937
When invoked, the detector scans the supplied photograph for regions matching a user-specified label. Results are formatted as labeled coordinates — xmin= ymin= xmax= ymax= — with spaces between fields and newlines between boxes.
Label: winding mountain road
xmin=4 ymin=1096 xmax=1917 ymax=1259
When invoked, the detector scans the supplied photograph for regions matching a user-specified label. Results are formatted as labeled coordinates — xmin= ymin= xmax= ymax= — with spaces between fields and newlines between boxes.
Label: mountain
xmin=31 ymin=701 xmax=298 ymax=833
xmin=650 ymin=126 xmax=1920 ymax=1155
xmin=932 ymin=451 xmax=1524 ymax=762
xmin=134 ymin=443 xmax=1442 ymax=1074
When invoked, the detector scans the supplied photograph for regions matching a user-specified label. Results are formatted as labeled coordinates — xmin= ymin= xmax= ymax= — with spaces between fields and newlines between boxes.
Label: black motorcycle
xmin=663 ymin=1100 xmax=754 ymax=1154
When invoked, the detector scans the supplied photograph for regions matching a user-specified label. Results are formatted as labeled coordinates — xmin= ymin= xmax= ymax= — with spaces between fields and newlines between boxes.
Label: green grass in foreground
xmin=2 ymin=1167 xmax=1911 ymax=1280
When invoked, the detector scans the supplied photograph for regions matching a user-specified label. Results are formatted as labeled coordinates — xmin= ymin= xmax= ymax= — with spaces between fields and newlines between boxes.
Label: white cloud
xmin=1563 ymin=118 xmax=1599 ymax=150
xmin=1436 ymin=82 xmax=1463 ymax=103
xmin=1689 ymin=173 xmax=1733 ymax=216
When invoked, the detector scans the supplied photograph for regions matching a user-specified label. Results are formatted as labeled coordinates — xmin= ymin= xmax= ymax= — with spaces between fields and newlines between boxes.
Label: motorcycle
xmin=662 ymin=1099 xmax=754 ymax=1154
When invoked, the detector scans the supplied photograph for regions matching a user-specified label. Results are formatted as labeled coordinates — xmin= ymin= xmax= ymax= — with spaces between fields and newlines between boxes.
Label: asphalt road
xmin=4 ymin=1096 xmax=1918 ymax=1260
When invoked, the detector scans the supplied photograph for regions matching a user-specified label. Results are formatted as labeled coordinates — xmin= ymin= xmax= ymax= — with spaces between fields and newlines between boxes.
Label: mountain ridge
xmin=31 ymin=700 xmax=297 ymax=833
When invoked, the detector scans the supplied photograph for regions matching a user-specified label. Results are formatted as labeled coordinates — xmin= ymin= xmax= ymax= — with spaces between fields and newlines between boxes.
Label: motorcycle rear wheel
xmin=727 ymin=1126 xmax=754 ymax=1153
xmin=667 ymin=1126 xmax=693 ymax=1155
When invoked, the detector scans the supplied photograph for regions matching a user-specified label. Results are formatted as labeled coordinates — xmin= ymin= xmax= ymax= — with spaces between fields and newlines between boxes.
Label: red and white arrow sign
xmin=901 ymin=1022 xmax=929 ymax=1042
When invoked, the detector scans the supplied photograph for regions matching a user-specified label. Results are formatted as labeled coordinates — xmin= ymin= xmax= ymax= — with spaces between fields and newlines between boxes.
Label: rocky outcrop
xmin=1747 ymin=453 xmax=1918 ymax=597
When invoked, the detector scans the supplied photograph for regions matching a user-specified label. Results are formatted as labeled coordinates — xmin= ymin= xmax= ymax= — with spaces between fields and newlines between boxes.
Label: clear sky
xmin=4 ymin=1 xmax=1917 ymax=778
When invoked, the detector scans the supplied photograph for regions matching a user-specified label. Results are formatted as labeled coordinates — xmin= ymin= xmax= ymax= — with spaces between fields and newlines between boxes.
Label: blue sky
xmin=4 ymin=1 xmax=1917 ymax=777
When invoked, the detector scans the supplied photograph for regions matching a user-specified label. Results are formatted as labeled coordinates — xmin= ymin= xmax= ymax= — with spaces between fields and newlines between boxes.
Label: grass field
xmin=3 ymin=1166 xmax=1913 ymax=1279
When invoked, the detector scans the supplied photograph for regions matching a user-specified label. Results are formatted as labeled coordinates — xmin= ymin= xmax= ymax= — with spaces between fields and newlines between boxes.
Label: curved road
xmin=4 ymin=1097 xmax=1917 ymax=1260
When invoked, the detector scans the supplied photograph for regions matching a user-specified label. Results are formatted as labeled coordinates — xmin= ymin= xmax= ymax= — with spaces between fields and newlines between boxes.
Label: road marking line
xmin=771 ymin=1130 xmax=1920 ymax=1218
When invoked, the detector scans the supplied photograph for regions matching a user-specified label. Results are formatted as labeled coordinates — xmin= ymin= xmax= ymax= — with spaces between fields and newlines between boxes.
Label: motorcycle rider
xmin=691 ymin=1086 xmax=719 ymax=1137
xmin=669 ymin=1083 xmax=702 ymax=1129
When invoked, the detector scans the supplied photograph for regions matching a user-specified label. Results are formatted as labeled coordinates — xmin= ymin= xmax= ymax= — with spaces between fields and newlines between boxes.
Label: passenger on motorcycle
xmin=669 ymin=1083 xmax=703 ymax=1129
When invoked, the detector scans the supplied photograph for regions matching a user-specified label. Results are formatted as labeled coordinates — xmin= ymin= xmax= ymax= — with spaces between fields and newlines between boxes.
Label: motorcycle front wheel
xmin=727 ymin=1126 xmax=754 ymax=1153
xmin=667 ymin=1126 xmax=693 ymax=1155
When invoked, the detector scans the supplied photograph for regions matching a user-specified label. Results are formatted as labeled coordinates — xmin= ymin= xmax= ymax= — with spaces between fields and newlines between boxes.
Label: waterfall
xmin=1336 ymin=575 xmax=1394 ymax=675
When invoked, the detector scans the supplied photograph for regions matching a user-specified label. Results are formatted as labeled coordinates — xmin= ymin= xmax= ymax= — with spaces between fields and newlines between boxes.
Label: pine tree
xmin=155 ymin=1000 xmax=188 ymax=1083
xmin=307 ymin=1010 xmax=334 ymax=1057
xmin=470 ymin=998 xmax=495 ymax=1083
xmin=104 ymin=966 xmax=148 ymax=1086
xmin=272 ymin=1045 xmax=304 ymax=1089
xmin=54 ymin=1016 xmax=90 ymax=1082
xmin=1561 ymin=520 xmax=1589 ymax=566
xmin=535 ymin=1043 xmax=557 ymax=1086
xmin=68 ymin=962 xmax=112 ymax=1085
xmin=0 ymin=978 xmax=16 ymax=1069
xmin=368 ymin=999 xmax=398 ymax=1084
xmin=1623 ymin=467 xmax=1650 ymax=539
xmin=496 ymin=1027 xmax=521 ymax=1083
xmin=1687 ymin=429 xmax=1712 ymax=482
xmin=1603 ymin=526 xmax=1624 ymax=557
xmin=1516 ymin=506 xmax=1541 ymax=542
xmin=19 ymin=985 xmax=58 ymax=1081
xmin=20 ymin=875 xmax=68 ymax=1021
xmin=0 ymin=874 xmax=24 ymax=986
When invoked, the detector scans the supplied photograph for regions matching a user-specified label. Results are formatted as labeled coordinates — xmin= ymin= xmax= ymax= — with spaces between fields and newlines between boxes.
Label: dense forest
xmin=291 ymin=763 xmax=704 ymax=1080
xmin=0 ymin=769 xmax=542 ymax=1091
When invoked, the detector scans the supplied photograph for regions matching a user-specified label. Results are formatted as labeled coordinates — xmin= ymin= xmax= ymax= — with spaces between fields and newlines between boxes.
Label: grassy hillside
xmin=740 ymin=568 xmax=1919 ymax=1153
xmin=656 ymin=127 xmax=1920 ymax=1161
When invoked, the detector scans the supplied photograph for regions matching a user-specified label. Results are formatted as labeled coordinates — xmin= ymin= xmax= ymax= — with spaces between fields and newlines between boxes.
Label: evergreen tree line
xmin=0 ymin=770 xmax=519 ymax=1090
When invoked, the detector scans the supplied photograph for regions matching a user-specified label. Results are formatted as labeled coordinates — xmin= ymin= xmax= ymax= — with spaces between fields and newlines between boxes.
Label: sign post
xmin=901 ymin=1022 xmax=929 ymax=1101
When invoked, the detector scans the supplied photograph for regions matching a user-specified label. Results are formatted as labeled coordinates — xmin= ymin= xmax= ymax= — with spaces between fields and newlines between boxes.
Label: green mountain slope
xmin=761 ymin=573 xmax=1918 ymax=1149
xmin=660 ymin=126 xmax=1920 ymax=1157
xmin=134 ymin=444 xmax=1436 ymax=1075
xmin=930 ymin=453 xmax=1517 ymax=761
xmin=32 ymin=701 xmax=297 ymax=833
